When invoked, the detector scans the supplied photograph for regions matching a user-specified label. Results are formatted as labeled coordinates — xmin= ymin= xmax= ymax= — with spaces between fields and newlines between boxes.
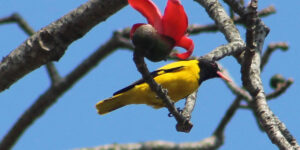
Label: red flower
xmin=128 ymin=0 xmax=194 ymax=60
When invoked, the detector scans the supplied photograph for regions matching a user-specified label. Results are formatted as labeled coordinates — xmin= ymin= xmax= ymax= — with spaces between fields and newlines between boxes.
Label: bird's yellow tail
xmin=96 ymin=94 xmax=128 ymax=115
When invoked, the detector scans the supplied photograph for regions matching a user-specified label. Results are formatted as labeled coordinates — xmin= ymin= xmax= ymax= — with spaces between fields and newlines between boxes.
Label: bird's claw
xmin=168 ymin=107 xmax=183 ymax=117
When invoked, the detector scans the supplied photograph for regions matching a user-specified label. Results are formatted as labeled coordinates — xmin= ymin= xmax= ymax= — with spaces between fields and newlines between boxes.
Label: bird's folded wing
xmin=113 ymin=66 xmax=184 ymax=95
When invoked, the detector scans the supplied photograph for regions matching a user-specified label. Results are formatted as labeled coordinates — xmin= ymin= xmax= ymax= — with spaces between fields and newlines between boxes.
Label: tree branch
xmin=195 ymin=0 xmax=243 ymax=43
xmin=266 ymin=78 xmax=293 ymax=100
xmin=261 ymin=42 xmax=289 ymax=71
xmin=45 ymin=62 xmax=62 ymax=84
xmin=214 ymin=96 xmax=242 ymax=136
xmin=220 ymin=67 xmax=252 ymax=102
xmin=187 ymin=5 xmax=276 ymax=35
xmin=81 ymin=96 xmax=243 ymax=150
xmin=0 ymin=13 xmax=63 ymax=84
xmin=0 ymin=0 xmax=128 ymax=92
xmin=0 ymin=13 xmax=35 ymax=35
xmin=240 ymin=0 xmax=299 ymax=149
xmin=0 ymin=30 xmax=127 ymax=150
xmin=181 ymin=90 xmax=198 ymax=120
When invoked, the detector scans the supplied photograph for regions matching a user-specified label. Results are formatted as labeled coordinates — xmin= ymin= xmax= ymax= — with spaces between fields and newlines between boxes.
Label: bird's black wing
xmin=113 ymin=66 xmax=184 ymax=96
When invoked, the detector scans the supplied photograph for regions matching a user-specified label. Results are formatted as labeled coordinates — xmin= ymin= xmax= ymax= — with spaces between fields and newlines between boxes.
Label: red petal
xmin=175 ymin=36 xmax=194 ymax=59
xmin=162 ymin=0 xmax=188 ymax=42
xmin=130 ymin=23 xmax=145 ymax=39
xmin=128 ymin=0 xmax=163 ymax=32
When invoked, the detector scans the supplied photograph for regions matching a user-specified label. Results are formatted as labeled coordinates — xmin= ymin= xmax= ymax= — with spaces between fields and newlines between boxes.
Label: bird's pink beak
xmin=217 ymin=71 xmax=232 ymax=82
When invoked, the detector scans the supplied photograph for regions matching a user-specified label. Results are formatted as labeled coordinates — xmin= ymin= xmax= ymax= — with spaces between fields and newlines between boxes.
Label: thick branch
xmin=0 ymin=33 xmax=124 ymax=150
xmin=0 ymin=13 xmax=63 ymax=84
xmin=240 ymin=0 xmax=299 ymax=149
xmin=0 ymin=0 xmax=127 ymax=92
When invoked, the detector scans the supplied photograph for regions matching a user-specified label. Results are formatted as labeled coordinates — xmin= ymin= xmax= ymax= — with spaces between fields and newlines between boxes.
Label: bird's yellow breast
xmin=123 ymin=60 xmax=200 ymax=108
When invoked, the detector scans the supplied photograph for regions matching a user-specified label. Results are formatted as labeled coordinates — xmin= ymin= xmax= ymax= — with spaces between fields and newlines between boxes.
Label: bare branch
xmin=181 ymin=90 xmax=198 ymax=120
xmin=0 ymin=0 xmax=128 ymax=92
xmin=240 ymin=0 xmax=299 ymax=149
xmin=214 ymin=96 xmax=242 ymax=136
xmin=187 ymin=5 xmax=276 ymax=35
xmin=223 ymin=0 xmax=247 ymax=17
xmin=220 ymin=67 xmax=252 ymax=102
xmin=0 ymin=13 xmax=63 ymax=84
xmin=83 ymin=96 xmax=242 ymax=150
xmin=45 ymin=62 xmax=62 ymax=84
xmin=195 ymin=0 xmax=246 ymax=65
xmin=195 ymin=0 xmax=243 ymax=43
xmin=201 ymin=41 xmax=245 ymax=61
xmin=81 ymin=139 xmax=224 ymax=150
xmin=0 ymin=13 xmax=35 ymax=35
xmin=275 ymin=116 xmax=300 ymax=148
xmin=261 ymin=42 xmax=289 ymax=71
xmin=0 ymin=31 xmax=126 ymax=150
xmin=266 ymin=78 xmax=293 ymax=100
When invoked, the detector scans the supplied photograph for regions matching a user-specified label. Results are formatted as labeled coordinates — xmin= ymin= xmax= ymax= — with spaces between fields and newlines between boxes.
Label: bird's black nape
xmin=197 ymin=59 xmax=221 ymax=84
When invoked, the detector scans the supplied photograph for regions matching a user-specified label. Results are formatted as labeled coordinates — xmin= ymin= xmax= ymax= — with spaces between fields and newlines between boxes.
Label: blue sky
xmin=0 ymin=0 xmax=299 ymax=149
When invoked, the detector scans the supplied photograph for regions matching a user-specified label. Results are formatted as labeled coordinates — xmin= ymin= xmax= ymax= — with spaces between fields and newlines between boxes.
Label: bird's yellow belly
xmin=127 ymin=70 xmax=199 ymax=108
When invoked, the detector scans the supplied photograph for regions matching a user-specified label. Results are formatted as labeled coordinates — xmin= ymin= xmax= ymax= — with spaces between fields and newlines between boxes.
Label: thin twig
xmin=214 ymin=96 xmax=242 ymax=136
xmin=0 ymin=13 xmax=35 ymax=35
xmin=261 ymin=42 xmax=289 ymax=71
xmin=266 ymin=78 xmax=293 ymax=100
xmin=220 ymin=67 xmax=252 ymax=102
xmin=45 ymin=62 xmax=62 ymax=83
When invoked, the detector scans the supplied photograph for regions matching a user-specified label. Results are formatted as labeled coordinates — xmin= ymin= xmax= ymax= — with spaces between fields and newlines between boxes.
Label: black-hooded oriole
xmin=96 ymin=59 xmax=230 ymax=115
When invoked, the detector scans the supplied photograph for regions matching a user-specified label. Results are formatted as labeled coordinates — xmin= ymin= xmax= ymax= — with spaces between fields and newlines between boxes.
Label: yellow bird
xmin=96 ymin=59 xmax=230 ymax=115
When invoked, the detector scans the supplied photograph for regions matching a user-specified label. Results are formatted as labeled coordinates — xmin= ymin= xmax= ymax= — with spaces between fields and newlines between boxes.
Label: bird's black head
xmin=197 ymin=59 xmax=230 ymax=84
